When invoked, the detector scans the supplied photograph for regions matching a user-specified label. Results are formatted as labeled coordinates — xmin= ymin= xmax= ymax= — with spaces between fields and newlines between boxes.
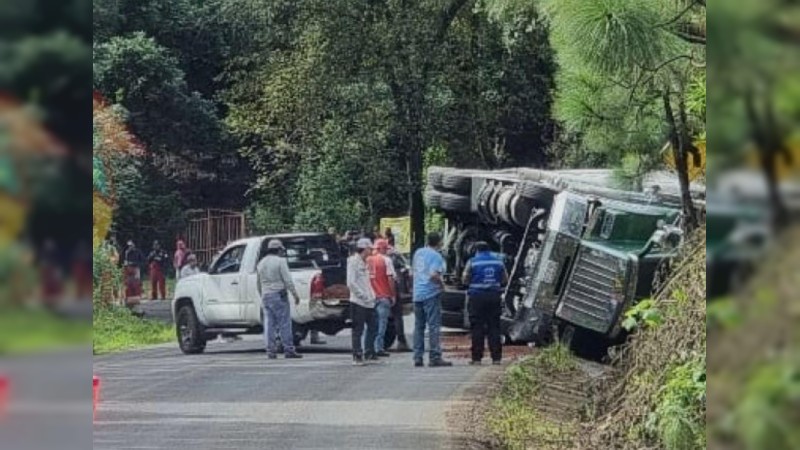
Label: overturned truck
xmin=425 ymin=166 xmax=703 ymax=355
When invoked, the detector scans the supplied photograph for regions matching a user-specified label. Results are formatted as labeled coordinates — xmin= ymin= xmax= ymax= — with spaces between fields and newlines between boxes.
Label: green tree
xmin=487 ymin=0 xmax=706 ymax=228
xmin=224 ymin=0 xmax=556 ymax=247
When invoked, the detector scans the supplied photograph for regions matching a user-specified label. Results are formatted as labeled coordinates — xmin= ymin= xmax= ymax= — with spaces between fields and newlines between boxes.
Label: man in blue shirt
xmin=462 ymin=241 xmax=508 ymax=365
xmin=411 ymin=232 xmax=453 ymax=367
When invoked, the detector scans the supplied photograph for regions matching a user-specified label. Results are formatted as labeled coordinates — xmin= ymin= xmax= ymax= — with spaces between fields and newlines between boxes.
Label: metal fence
xmin=184 ymin=209 xmax=246 ymax=267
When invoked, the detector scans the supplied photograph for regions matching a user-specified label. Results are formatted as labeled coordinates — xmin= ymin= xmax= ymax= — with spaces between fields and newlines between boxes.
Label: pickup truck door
xmin=204 ymin=244 xmax=247 ymax=325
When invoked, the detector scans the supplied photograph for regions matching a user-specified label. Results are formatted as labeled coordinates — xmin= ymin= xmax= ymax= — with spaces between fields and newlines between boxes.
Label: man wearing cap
xmin=257 ymin=239 xmax=303 ymax=359
xmin=462 ymin=241 xmax=508 ymax=365
xmin=411 ymin=232 xmax=453 ymax=367
xmin=347 ymin=237 xmax=378 ymax=365
xmin=368 ymin=239 xmax=396 ymax=357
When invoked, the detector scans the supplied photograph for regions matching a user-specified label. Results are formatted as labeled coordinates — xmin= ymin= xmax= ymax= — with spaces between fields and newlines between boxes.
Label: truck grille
xmin=557 ymin=246 xmax=625 ymax=333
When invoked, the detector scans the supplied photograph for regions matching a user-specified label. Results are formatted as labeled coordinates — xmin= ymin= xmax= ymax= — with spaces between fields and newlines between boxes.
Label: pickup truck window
xmin=259 ymin=236 xmax=342 ymax=270
xmin=209 ymin=245 xmax=246 ymax=274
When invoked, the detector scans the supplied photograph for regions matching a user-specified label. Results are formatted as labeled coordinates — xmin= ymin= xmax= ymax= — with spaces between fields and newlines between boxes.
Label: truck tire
xmin=176 ymin=305 xmax=206 ymax=355
xmin=384 ymin=320 xmax=397 ymax=350
xmin=439 ymin=192 xmax=471 ymax=213
xmin=442 ymin=290 xmax=467 ymax=311
xmin=293 ymin=327 xmax=309 ymax=347
xmin=440 ymin=172 xmax=472 ymax=194
xmin=424 ymin=189 xmax=443 ymax=209
xmin=518 ymin=182 xmax=558 ymax=207
xmin=427 ymin=167 xmax=445 ymax=189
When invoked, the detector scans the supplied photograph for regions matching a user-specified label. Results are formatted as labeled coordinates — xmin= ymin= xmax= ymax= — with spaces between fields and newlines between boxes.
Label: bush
xmin=93 ymin=244 xmax=122 ymax=307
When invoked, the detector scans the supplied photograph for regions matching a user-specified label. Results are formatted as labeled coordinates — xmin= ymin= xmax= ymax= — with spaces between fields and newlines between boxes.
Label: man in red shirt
xmin=368 ymin=239 xmax=397 ymax=357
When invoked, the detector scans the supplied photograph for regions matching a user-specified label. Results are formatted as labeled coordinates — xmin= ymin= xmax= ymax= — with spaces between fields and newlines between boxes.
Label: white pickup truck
xmin=171 ymin=232 xmax=411 ymax=354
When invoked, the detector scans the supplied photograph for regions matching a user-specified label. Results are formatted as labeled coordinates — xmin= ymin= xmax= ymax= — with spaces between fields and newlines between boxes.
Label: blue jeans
xmin=413 ymin=294 xmax=442 ymax=362
xmin=263 ymin=291 xmax=295 ymax=355
xmin=374 ymin=298 xmax=392 ymax=353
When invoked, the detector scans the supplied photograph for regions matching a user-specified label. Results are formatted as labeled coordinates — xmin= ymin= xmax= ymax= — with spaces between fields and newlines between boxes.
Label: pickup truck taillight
xmin=310 ymin=273 xmax=325 ymax=299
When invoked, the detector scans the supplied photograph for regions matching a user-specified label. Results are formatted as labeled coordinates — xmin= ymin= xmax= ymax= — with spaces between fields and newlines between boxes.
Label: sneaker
xmin=492 ymin=360 xmax=502 ymax=366
xmin=429 ymin=359 xmax=453 ymax=367
xmin=469 ymin=360 xmax=481 ymax=366
xmin=284 ymin=353 xmax=303 ymax=359
xmin=353 ymin=355 xmax=365 ymax=366
xmin=365 ymin=354 xmax=380 ymax=364
xmin=267 ymin=353 xmax=278 ymax=360
xmin=414 ymin=360 xmax=424 ymax=367
xmin=376 ymin=351 xmax=391 ymax=357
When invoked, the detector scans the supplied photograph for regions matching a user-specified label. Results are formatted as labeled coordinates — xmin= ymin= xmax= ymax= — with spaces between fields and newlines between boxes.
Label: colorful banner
xmin=380 ymin=216 xmax=411 ymax=254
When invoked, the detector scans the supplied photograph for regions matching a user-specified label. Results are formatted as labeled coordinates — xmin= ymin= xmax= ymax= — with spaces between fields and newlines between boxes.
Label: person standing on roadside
xmin=368 ymin=239 xmax=396 ymax=357
xmin=257 ymin=239 xmax=303 ymax=359
xmin=174 ymin=239 xmax=187 ymax=280
xmin=123 ymin=240 xmax=144 ymax=300
xmin=347 ymin=238 xmax=378 ymax=365
xmin=384 ymin=227 xmax=395 ymax=248
xmin=147 ymin=240 xmax=168 ymax=300
xmin=462 ymin=242 xmax=508 ymax=365
xmin=179 ymin=253 xmax=200 ymax=278
xmin=411 ymin=232 xmax=452 ymax=367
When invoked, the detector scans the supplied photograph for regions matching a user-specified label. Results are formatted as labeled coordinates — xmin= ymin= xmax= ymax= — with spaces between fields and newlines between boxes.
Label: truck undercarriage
xmin=426 ymin=166 xmax=703 ymax=355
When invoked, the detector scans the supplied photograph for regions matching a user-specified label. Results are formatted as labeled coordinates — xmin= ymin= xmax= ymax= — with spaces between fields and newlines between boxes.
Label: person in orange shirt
xmin=368 ymin=239 xmax=397 ymax=357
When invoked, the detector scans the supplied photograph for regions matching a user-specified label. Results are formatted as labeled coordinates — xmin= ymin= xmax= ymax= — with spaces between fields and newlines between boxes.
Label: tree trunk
xmin=662 ymin=93 xmax=698 ymax=230
xmin=745 ymin=92 xmax=789 ymax=228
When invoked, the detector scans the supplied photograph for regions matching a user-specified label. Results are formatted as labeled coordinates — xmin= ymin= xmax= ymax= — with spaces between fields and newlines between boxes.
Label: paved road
xmin=1 ymin=347 xmax=93 ymax=450
xmin=93 ymin=332 xmax=493 ymax=450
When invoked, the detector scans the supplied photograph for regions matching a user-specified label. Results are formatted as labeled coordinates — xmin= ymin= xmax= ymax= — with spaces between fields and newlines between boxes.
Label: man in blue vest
xmin=462 ymin=241 xmax=508 ymax=365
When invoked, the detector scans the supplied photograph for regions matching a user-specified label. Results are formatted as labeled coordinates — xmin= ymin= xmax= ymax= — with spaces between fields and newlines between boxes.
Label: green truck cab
xmin=509 ymin=191 xmax=682 ymax=353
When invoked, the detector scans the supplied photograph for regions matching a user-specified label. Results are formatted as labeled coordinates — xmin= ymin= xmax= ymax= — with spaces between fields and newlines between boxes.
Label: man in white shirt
xmin=179 ymin=254 xmax=200 ymax=278
xmin=347 ymin=238 xmax=377 ymax=365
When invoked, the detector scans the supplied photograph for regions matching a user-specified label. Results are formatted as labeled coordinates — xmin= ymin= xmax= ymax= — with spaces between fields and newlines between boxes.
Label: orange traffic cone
xmin=93 ymin=375 xmax=100 ymax=422
xmin=0 ymin=375 xmax=9 ymax=421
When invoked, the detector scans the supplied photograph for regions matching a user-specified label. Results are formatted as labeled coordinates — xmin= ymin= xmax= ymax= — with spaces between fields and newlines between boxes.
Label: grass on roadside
xmin=93 ymin=305 xmax=174 ymax=355
xmin=0 ymin=306 xmax=92 ymax=355
xmin=486 ymin=343 xmax=578 ymax=450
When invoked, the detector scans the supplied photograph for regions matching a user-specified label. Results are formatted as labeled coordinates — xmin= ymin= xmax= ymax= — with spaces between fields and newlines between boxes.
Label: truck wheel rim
xmin=179 ymin=320 xmax=192 ymax=346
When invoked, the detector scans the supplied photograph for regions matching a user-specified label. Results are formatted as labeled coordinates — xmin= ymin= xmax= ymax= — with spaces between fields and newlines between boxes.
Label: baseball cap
xmin=267 ymin=239 xmax=284 ymax=250
xmin=356 ymin=238 xmax=373 ymax=250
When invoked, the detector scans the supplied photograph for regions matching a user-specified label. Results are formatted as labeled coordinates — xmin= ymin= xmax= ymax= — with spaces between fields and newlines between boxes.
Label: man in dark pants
xmin=462 ymin=241 xmax=508 ymax=365
xmin=347 ymin=238 xmax=378 ymax=365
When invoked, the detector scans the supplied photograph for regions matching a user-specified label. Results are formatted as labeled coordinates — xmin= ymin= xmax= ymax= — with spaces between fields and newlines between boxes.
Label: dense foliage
xmin=93 ymin=0 xmax=557 ymax=247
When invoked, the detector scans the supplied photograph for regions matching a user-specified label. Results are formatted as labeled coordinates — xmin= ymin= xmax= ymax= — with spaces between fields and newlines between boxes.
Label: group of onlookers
xmin=104 ymin=237 xmax=199 ymax=302
xmin=258 ymin=228 xmax=507 ymax=367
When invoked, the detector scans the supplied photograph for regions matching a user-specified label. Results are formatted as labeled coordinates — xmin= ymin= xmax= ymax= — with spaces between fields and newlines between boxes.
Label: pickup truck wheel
xmin=176 ymin=305 xmax=206 ymax=354
xmin=383 ymin=320 xmax=397 ymax=350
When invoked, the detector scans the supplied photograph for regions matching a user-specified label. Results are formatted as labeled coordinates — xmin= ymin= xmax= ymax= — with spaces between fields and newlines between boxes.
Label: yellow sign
xmin=665 ymin=139 xmax=706 ymax=181
xmin=380 ymin=216 xmax=411 ymax=254
xmin=745 ymin=135 xmax=800 ymax=181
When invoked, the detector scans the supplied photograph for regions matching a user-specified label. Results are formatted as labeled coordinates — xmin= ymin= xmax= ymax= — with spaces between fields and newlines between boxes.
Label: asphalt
xmin=1 ymin=347 xmax=94 ymax=450
xmin=93 ymin=329 xmax=493 ymax=450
